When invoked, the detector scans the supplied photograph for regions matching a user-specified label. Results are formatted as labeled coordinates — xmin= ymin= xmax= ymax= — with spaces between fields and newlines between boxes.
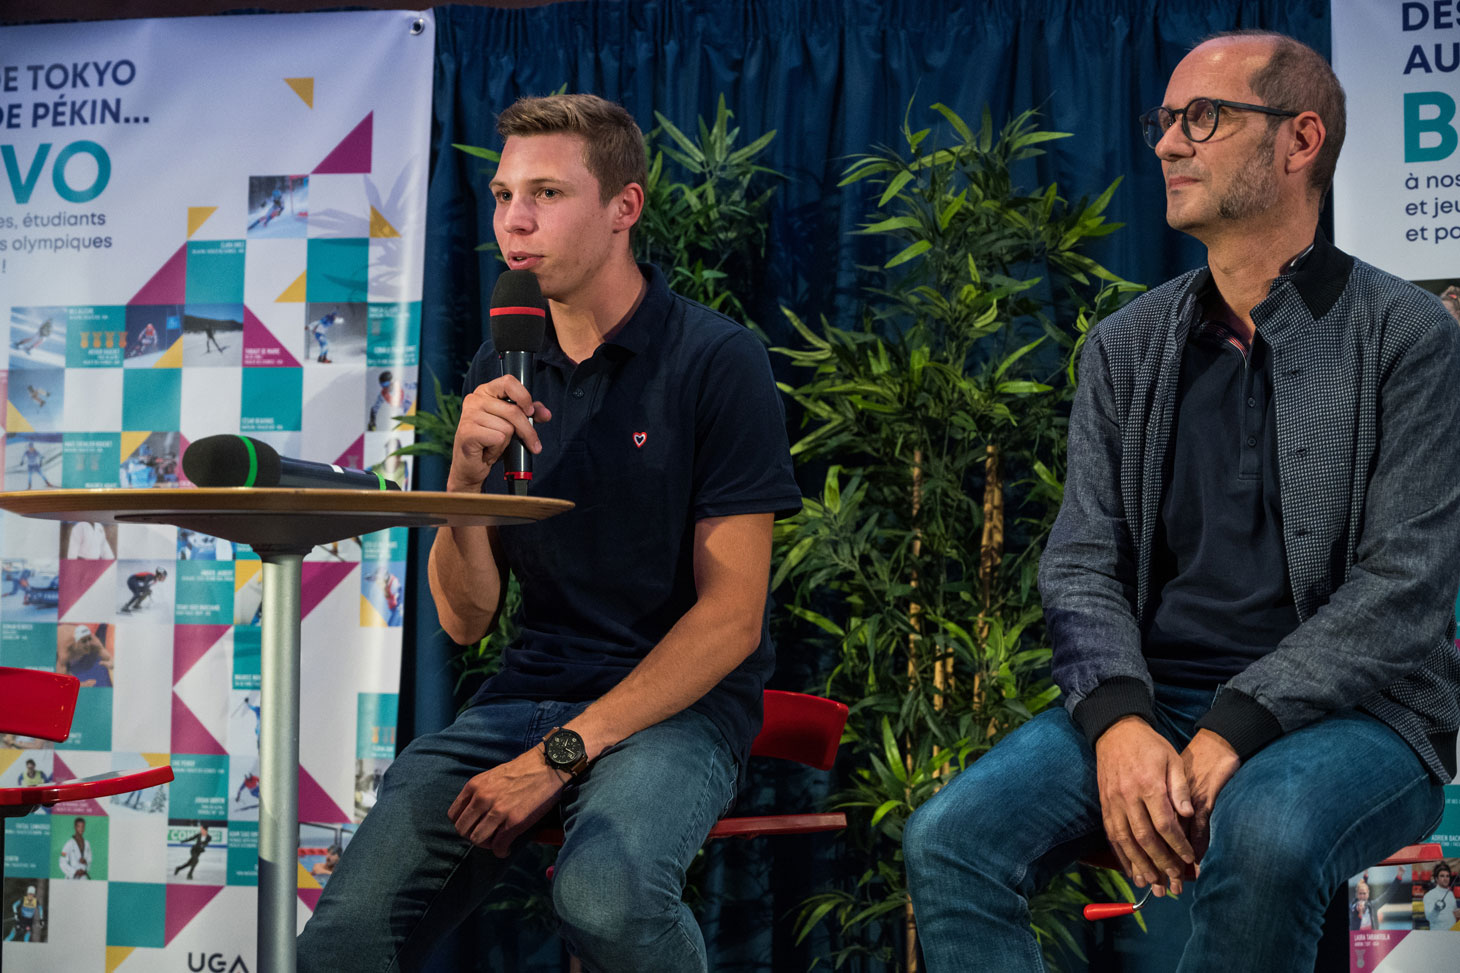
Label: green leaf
xmin=994 ymin=380 xmax=1052 ymax=395
xmin=787 ymin=605 xmax=846 ymax=638
xmin=930 ymin=102 xmax=974 ymax=143
xmin=869 ymin=799 xmax=902 ymax=827
xmin=992 ymin=337 xmax=1047 ymax=381
xmin=884 ymin=239 xmax=932 ymax=269
xmin=876 ymin=169 xmax=916 ymax=207
xmin=860 ymin=215 xmax=923 ymax=234
xmin=452 ymin=143 xmax=499 ymax=162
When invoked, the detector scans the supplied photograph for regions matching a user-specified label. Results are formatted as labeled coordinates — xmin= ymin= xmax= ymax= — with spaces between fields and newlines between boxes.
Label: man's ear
xmin=611 ymin=182 xmax=645 ymax=233
xmin=1285 ymin=110 xmax=1326 ymax=180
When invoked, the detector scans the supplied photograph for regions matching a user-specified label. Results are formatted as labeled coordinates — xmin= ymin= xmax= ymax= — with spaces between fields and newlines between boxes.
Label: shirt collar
xmin=539 ymin=263 xmax=672 ymax=367
xmin=1270 ymin=229 xmax=1353 ymax=321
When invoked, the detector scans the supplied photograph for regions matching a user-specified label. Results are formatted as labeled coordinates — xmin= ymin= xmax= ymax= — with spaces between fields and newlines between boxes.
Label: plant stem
xmin=906 ymin=899 xmax=919 ymax=973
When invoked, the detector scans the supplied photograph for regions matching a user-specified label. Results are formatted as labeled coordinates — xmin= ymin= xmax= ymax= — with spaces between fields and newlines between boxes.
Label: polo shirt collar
xmin=1180 ymin=229 xmax=1355 ymax=344
xmin=538 ymin=262 xmax=672 ymax=366
xmin=1271 ymin=229 xmax=1353 ymax=321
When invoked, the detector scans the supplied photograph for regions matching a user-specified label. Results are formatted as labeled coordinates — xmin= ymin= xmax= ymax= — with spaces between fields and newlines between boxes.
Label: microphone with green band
xmin=182 ymin=434 xmax=399 ymax=491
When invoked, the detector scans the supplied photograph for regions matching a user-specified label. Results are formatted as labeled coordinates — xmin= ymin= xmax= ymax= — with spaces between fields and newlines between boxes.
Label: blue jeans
xmin=297 ymin=699 xmax=738 ymax=973
xmin=904 ymin=684 xmax=1446 ymax=972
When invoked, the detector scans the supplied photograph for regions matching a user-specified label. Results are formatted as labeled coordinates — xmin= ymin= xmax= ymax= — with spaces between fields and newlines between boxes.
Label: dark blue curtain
xmin=403 ymin=2 xmax=1331 ymax=969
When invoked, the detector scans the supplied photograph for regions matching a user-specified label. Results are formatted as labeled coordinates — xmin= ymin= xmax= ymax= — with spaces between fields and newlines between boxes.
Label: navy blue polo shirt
xmin=463 ymin=264 xmax=802 ymax=768
xmin=1144 ymin=312 xmax=1301 ymax=686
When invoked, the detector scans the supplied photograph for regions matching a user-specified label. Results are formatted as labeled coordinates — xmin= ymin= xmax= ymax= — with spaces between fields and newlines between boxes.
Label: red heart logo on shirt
xmin=633 ymin=432 xmax=647 ymax=448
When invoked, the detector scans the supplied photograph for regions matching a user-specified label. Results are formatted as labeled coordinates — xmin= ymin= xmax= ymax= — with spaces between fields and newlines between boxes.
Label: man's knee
xmin=551 ymin=847 xmax=679 ymax=947
xmin=905 ymin=756 xmax=1029 ymax=881
xmin=905 ymin=786 xmax=968 ymax=873
xmin=1203 ymin=789 xmax=1336 ymax=897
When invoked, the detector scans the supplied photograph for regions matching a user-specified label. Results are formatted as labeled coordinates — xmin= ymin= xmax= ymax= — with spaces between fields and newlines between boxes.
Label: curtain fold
xmin=406 ymin=3 xmax=1331 ymax=968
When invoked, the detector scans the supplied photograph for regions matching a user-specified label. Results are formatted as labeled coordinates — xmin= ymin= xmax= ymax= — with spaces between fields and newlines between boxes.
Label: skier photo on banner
xmin=367 ymin=370 xmax=417 ymax=431
xmin=7 ymin=307 xmax=66 ymax=366
xmin=246 ymin=174 xmax=308 ymax=239
xmin=308 ymin=307 xmax=341 ymax=363
xmin=4 ymin=883 xmax=45 ymax=943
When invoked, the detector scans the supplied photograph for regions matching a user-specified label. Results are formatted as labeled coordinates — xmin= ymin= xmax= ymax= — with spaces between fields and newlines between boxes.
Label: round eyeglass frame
xmin=1139 ymin=97 xmax=1299 ymax=148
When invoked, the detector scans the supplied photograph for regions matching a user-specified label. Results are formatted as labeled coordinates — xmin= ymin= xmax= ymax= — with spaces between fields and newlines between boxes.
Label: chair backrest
xmin=0 ymin=666 xmax=80 ymax=742
xmin=750 ymin=690 xmax=848 ymax=770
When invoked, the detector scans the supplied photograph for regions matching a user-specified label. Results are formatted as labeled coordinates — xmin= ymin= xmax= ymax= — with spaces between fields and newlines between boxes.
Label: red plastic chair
xmin=1 ymin=666 xmax=174 ymax=962
xmin=1081 ymin=842 xmax=1447 ymax=920
xmin=532 ymin=689 xmax=849 ymax=846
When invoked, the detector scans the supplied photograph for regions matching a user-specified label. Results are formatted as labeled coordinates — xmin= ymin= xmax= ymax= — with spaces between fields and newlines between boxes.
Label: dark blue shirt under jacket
xmin=464 ymin=264 xmax=802 ymax=769
xmin=1144 ymin=314 xmax=1301 ymax=687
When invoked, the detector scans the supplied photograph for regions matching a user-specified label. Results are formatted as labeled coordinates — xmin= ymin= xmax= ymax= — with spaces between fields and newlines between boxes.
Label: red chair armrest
xmin=0 ymin=766 xmax=173 ymax=806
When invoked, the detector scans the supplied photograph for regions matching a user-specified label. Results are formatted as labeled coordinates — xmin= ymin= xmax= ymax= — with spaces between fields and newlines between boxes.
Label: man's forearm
xmin=563 ymin=589 xmax=763 ymax=762
xmin=427 ymin=524 xmax=506 ymax=645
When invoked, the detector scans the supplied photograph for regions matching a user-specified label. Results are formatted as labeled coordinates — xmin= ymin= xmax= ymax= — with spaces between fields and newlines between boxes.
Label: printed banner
xmin=0 ymin=10 xmax=433 ymax=970
xmin=1332 ymin=2 xmax=1460 ymax=968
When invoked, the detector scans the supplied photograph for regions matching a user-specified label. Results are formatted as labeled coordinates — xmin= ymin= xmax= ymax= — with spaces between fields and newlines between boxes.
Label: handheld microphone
xmin=490 ymin=270 xmax=547 ymax=496
xmin=181 ymin=435 xmax=400 ymax=491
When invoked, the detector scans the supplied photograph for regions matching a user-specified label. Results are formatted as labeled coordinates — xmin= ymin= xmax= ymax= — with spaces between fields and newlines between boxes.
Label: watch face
xmin=545 ymin=729 xmax=585 ymax=768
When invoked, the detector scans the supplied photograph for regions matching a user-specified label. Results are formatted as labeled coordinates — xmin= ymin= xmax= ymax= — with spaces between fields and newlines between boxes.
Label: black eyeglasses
xmin=1139 ymin=97 xmax=1298 ymax=148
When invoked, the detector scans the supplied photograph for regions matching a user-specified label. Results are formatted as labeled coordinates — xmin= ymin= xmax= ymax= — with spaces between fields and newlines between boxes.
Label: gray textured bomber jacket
xmin=1040 ymin=235 xmax=1460 ymax=783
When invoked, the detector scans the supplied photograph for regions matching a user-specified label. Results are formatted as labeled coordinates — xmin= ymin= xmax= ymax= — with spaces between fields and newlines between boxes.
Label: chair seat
xmin=533 ymin=810 xmax=848 ymax=847
xmin=708 ymin=811 xmax=848 ymax=839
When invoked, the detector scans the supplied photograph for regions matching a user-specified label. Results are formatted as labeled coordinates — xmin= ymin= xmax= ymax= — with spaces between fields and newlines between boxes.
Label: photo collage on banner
xmin=0 ymin=11 xmax=433 ymax=969
xmin=1332 ymin=2 xmax=1460 ymax=970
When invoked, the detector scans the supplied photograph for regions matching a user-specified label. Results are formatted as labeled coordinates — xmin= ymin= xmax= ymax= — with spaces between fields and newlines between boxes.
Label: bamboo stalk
xmin=906 ymin=449 xmax=923 ymax=973
xmin=906 ymin=899 xmax=919 ymax=973
xmin=977 ymin=443 xmax=1003 ymax=637
xmin=973 ymin=444 xmax=1003 ymax=735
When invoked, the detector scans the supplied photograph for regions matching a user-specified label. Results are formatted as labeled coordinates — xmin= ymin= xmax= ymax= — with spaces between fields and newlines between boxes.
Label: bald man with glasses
xmin=904 ymin=29 xmax=1460 ymax=972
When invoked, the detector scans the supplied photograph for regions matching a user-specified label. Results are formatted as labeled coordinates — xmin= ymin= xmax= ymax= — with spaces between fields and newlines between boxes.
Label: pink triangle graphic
xmin=298 ymin=887 xmax=323 ymax=912
xmin=166 ymin=885 xmax=224 ymax=944
xmin=58 ymin=559 xmax=112 ymax=619
xmin=241 ymin=305 xmax=302 ymax=368
xmin=299 ymin=764 xmax=351 ymax=824
xmin=48 ymin=754 xmax=107 ymax=815
xmin=313 ymin=112 xmax=373 ymax=174
xmin=301 ymin=562 xmax=356 ymax=619
xmin=170 ymin=692 xmax=227 ymax=755
xmin=333 ymin=435 xmax=365 ymax=470
xmin=173 ymin=625 xmax=231 ymax=684
xmin=130 ymin=243 xmax=188 ymax=305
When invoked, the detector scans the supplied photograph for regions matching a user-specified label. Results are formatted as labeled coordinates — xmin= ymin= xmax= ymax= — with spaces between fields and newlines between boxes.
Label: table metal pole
xmin=258 ymin=550 xmax=304 ymax=973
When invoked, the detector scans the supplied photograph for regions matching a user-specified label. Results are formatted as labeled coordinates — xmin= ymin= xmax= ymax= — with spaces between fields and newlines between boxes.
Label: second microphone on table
xmin=182 ymin=435 xmax=400 ymax=490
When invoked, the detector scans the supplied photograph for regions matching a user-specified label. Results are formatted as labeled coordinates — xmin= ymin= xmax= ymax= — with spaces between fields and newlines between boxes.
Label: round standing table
xmin=0 ymin=488 xmax=571 ymax=973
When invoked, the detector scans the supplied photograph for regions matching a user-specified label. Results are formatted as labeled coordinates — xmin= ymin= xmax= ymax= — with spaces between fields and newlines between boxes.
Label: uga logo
xmin=186 ymin=954 xmax=250 ymax=972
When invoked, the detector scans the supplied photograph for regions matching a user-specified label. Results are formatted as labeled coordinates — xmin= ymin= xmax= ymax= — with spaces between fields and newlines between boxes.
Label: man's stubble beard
xmin=1216 ymin=125 xmax=1280 ymax=221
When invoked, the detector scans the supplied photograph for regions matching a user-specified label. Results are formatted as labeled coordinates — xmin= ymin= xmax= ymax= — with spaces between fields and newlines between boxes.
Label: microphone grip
xmin=500 ymin=349 xmax=534 ymax=495
xmin=1083 ymin=902 xmax=1137 ymax=921
xmin=277 ymin=458 xmax=400 ymax=491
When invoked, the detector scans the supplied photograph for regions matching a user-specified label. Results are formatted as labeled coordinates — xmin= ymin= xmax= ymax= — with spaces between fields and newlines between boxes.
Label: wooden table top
xmin=0 ymin=488 xmax=574 ymax=552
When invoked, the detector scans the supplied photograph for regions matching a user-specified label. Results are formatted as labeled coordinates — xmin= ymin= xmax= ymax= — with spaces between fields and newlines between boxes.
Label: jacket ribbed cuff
xmin=1194 ymin=689 xmax=1283 ymax=762
xmin=1072 ymin=677 xmax=1157 ymax=746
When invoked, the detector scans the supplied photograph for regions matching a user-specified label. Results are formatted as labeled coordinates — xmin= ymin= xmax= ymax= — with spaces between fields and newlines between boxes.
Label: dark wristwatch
xmin=542 ymin=727 xmax=589 ymax=778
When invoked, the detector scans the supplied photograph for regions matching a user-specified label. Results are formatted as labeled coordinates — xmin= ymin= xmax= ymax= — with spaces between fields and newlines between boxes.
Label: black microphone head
xmin=182 ymin=435 xmax=282 ymax=487
xmin=490 ymin=270 xmax=547 ymax=352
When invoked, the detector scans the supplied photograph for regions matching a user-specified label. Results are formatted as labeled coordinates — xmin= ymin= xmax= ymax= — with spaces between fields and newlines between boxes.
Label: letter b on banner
xmin=1405 ymin=91 xmax=1459 ymax=162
